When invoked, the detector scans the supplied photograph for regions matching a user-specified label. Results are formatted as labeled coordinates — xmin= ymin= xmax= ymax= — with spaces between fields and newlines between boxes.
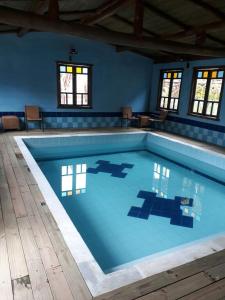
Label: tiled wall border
xmin=152 ymin=113 xmax=225 ymax=147
xmin=0 ymin=111 xmax=144 ymax=117
xmin=0 ymin=111 xmax=146 ymax=129
xmin=2 ymin=111 xmax=225 ymax=147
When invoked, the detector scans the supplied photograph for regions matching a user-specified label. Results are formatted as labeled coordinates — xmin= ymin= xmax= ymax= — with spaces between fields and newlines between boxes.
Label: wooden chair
xmin=25 ymin=106 xmax=44 ymax=131
xmin=1 ymin=115 xmax=20 ymax=131
xmin=149 ymin=110 xmax=168 ymax=123
xmin=139 ymin=110 xmax=168 ymax=128
xmin=121 ymin=106 xmax=139 ymax=128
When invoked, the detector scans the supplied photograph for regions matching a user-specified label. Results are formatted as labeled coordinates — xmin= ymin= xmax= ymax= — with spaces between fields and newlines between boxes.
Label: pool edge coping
xmin=14 ymin=131 xmax=225 ymax=297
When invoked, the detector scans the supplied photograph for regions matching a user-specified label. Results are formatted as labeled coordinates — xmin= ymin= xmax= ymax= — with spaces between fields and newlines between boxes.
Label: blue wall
xmin=150 ymin=58 xmax=225 ymax=126
xmin=0 ymin=32 xmax=152 ymax=114
xmin=150 ymin=58 xmax=225 ymax=146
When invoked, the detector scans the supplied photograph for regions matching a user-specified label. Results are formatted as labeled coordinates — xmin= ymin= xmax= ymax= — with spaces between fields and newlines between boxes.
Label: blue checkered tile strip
xmin=5 ymin=116 xmax=121 ymax=130
xmin=154 ymin=120 xmax=225 ymax=147
xmin=44 ymin=116 xmax=121 ymax=128
xmin=2 ymin=111 xmax=225 ymax=148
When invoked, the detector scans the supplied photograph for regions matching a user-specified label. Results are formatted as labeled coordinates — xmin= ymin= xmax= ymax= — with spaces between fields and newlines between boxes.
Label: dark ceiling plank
xmin=58 ymin=4 xmax=225 ymax=47
xmin=187 ymin=0 xmax=225 ymax=20
xmin=17 ymin=0 xmax=48 ymax=37
xmin=143 ymin=1 xmax=189 ymax=29
xmin=48 ymin=0 xmax=59 ymax=20
xmin=111 ymin=15 xmax=181 ymax=58
xmin=161 ymin=20 xmax=225 ymax=39
xmin=207 ymin=33 xmax=225 ymax=46
xmin=80 ymin=0 xmax=133 ymax=25
xmin=113 ymin=14 xmax=157 ymax=37
xmin=134 ymin=0 xmax=144 ymax=37
xmin=143 ymin=1 xmax=225 ymax=47
xmin=111 ymin=14 xmax=220 ymax=58
xmin=1 ymin=6 xmax=225 ymax=57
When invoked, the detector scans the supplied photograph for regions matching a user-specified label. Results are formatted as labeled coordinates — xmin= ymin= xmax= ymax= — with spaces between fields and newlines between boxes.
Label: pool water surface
xmin=38 ymin=149 xmax=225 ymax=273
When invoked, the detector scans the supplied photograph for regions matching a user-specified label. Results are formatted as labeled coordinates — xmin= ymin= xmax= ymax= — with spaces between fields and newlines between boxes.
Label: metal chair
xmin=25 ymin=106 xmax=44 ymax=131
xmin=121 ymin=106 xmax=139 ymax=128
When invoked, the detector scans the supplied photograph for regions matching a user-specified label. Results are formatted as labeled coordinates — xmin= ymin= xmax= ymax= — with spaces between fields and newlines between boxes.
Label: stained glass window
xmin=158 ymin=70 xmax=183 ymax=112
xmin=190 ymin=67 xmax=224 ymax=118
xmin=57 ymin=62 xmax=92 ymax=108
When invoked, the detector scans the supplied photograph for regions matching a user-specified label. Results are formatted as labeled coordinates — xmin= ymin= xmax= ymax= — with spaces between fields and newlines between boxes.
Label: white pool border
xmin=14 ymin=131 xmax=225 ymax=297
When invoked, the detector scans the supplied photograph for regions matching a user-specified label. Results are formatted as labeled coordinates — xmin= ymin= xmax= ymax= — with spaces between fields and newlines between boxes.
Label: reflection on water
xmin=151 ymin=162 xmax=203 ymax=222
xmin=60 ymin=159 xmax=203 ymax=223
xmin=61 ymin=165 xmax=73 ymax=197
xmin=61 ymin=163 xmax=87 ymax=197
xmin=152 ymin=162 xmax=170 ymax=198
xmin=76 ymin=164 xmax=87 ymax=194
xmin=181 ymin=177 xmax=203 ymax=222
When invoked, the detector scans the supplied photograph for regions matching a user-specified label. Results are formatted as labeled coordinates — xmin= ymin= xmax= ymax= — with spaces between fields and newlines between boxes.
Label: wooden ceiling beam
xmin=17 ymin=0 xmax=48 ymax=37
xmin=1 ymin=6 xmax=225 ymax=57
xmin=59 ymin=9 xmax=95 ymax=21
xmin=112 ymin=14 xmax=222 ymax=58
xmin=99 ymin=23 xmax=170 ymax=59
xmin=111 ymin=15 xmax=175 ymax=57
xmin=187 ymin=0 xmax=225 ymax=20
xmin=98 ymin=22 xmax=153 ymax=59
xmin=80 ymin=0 xmax=133 ymax=25
xmin=133 ymin=0 xmax=144 ymax=37
xmin=48 ymin=0 xmax=59 ymax=21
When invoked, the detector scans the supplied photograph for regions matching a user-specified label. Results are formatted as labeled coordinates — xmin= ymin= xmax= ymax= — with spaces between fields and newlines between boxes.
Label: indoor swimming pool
xmin=15 ymin=132 xmax=225 ymax=296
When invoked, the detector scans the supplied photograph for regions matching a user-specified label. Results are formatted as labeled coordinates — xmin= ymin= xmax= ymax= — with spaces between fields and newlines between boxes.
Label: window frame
xmin=157 ymin=68 xmax=183 ymax=113
xmin=56 ymin=61 xmax=93 ymax=109
xmin=189 ymin=66 xmax=225 ymax=120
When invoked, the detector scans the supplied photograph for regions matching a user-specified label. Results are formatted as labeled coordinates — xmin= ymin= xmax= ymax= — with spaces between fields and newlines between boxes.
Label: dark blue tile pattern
xmin=150 ymin=111 xmax=225 ymax=133
xmin=87 ymin=160 xmax=134 ymax=178
xmin=128 ymin=191 xmax=194 ymax=228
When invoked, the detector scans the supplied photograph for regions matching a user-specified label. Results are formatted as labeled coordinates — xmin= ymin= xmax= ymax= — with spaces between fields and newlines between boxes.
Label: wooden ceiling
xmin=1 ymin=0 xmax=225 ymax=62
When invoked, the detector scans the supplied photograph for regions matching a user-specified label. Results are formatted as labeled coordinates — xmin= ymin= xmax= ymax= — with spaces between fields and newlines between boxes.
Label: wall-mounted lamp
xmin=69 ymin=47 xmax=78 ymax=61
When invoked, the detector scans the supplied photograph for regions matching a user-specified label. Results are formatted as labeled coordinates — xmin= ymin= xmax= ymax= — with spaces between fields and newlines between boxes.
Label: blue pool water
xmin=37 ymin=148 xmax=225 ymax=273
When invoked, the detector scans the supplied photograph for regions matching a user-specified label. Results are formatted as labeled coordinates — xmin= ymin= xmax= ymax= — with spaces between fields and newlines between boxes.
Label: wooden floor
xmin=1 ymin=129 xmax=225 ymax=300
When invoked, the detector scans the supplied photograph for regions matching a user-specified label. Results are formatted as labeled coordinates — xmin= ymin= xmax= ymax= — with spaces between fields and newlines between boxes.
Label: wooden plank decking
xmin=1 ymin=129 xmax=225 ymax=300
